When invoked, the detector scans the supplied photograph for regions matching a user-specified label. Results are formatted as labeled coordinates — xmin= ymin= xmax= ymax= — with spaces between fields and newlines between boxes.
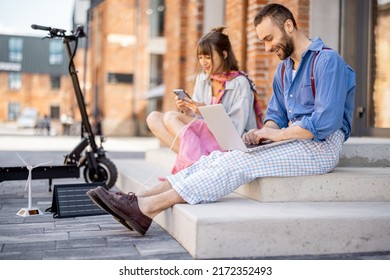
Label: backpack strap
xmin=281 ymin=46 xmax=331 ymax=98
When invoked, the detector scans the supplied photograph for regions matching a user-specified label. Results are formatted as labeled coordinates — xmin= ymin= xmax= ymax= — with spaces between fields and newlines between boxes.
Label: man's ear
xmin=284 ymin=19 xmax=294 ymax=34
xmin=223 ymin=50 xmax=228 ymax=59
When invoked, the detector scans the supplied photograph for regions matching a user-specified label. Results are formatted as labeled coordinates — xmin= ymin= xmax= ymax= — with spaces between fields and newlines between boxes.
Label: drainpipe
xmin=132 ymin=0 xmax=141 ymax=136
xmin=241 ymin=0 xmax=248 ymax=72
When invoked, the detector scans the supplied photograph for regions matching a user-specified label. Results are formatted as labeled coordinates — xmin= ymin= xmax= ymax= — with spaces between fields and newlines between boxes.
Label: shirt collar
xmin=302 ymin=37 xmax=326 ymax=57
xmin=284 ymin=37 xmax=327 ymax=68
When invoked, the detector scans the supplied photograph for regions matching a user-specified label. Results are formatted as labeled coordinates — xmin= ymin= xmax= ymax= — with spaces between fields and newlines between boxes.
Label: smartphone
xmin=173 ymin=89 xmax=192 ymax=101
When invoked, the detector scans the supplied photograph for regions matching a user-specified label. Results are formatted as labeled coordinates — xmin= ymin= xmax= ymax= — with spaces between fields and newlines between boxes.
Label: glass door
xmin=341 ymin=0 xmax=390 ymax=137
xmin=368 ymin=0 xmax=390 ymax=132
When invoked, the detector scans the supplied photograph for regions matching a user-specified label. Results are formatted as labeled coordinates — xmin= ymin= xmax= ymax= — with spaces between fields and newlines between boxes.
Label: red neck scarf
xmin=209 ymin=71 xmax=241 ymax=103
xmin=209 ymin=71 xmax=263 ymax=128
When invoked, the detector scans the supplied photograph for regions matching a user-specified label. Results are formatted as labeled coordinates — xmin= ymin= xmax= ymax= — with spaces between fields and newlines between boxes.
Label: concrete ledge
xmin=339 ymin=143 xmax=390 ymax=167
xmin=147 ymin=138 xmax=390 ymax=169
xmin=114 ymin=159 xmax=390 ymax=258
xmin=165 ymin=197 xmax=390 ymax=258
xmin=117 ymin=158 xmax=390 ymax=203
xmin=145 ymin=148 xmax=176 ymax=171
xmin=236 ymin=167 xmax=390 ymax=202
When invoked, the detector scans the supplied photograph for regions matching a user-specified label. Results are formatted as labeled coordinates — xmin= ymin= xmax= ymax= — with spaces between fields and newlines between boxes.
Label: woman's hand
xmin=175 ymin=97 xmax=205 ymax=115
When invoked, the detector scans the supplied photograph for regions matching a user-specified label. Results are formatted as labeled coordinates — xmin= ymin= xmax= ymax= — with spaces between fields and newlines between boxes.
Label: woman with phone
xmin=146 ymin=26 xmax=263 ymax=173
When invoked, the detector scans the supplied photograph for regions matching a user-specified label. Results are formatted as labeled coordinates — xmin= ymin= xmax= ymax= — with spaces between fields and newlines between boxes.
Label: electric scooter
xmin=31 ymin=24 xmax=118 ymax=190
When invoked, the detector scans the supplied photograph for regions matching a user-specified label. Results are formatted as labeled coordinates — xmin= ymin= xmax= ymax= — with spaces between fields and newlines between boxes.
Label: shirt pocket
xmin=297 ymin=83 xmax=315 ymax=106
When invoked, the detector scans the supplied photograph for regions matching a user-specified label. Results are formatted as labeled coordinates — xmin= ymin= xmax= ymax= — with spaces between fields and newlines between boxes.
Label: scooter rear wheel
xmin=83 ymin=156 xmax=118 ymax=190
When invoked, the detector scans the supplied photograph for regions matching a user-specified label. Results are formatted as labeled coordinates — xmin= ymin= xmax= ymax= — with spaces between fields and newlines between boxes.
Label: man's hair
xmin=196 ymin=26 xmax=239 ymax=73
xmin=253 ymin=3 xmax=297 ymax=29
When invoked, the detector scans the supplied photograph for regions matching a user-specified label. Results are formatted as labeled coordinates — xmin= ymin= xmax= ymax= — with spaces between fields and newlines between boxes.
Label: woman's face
xmin=198 ymin=47 xmax=224 ymax=75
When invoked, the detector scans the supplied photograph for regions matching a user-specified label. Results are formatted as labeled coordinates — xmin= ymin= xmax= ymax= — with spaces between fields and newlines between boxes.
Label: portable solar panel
xmin=47 ymin=182 xmax=108 ymax=218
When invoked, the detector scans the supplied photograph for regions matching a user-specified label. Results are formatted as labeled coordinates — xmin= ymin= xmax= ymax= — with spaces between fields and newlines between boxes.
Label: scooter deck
xmin=0 ymin=164 xmax=80 ymax=191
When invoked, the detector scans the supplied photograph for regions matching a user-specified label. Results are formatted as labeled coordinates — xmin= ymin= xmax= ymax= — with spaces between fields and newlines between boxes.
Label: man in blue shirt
xmin=88 ymin=3 xmax=356 ymax=235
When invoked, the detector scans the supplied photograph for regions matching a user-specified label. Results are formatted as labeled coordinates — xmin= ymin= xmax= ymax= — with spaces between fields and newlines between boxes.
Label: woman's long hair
xmin=196 ymin=26 xmax=239 ymax=74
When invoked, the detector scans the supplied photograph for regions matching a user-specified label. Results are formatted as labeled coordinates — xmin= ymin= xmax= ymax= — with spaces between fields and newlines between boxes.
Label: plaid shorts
xmin=166 ymin=129 xmax=344 ymax=204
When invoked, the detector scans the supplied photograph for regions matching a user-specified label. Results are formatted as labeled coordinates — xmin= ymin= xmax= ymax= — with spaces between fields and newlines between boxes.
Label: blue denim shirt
xmin=264 ymin=37 xmax=356 ymax=141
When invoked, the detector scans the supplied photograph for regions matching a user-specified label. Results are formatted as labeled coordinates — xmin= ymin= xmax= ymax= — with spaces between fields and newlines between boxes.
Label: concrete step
xmin=147 ymin=137 xmax=390 ymax=172
xmin=113 ymin=159 xmax=390 ymax=259
xmin=236 ymin=167 xmax=390 ymax=202
xmin=338 ymin=137 xmax=390 ymax=167
xmin=145 ymin=148 xmax=390 ymax=203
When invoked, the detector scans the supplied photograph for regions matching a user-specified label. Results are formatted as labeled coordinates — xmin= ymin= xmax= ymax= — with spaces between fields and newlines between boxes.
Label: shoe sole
xmin=86 ymin=190 xmax=133 ymax=231
xmin=94 ymin=188 xmax=149 ymax=235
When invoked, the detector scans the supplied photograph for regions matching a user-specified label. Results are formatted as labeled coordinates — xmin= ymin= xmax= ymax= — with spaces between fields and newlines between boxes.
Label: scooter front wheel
xmin=83 ymin=156 xmax=118 ymax=190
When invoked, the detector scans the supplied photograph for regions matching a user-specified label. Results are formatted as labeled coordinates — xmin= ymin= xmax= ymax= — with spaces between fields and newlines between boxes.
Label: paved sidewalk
xmin=1 ymin=126 xmax=390 ymax=260
xmin=0 ymin=128 xmax=192 ymax=260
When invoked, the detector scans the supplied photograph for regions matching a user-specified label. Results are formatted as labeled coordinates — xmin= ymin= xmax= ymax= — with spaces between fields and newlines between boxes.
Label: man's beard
xmin=277 ymin=33 xmax=294 ymax=60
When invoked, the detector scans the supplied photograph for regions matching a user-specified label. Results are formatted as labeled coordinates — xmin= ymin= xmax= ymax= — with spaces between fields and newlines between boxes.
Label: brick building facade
xmin=0 ymin=0 xmax=323 ymax=136
xmin=2 ymin=1 xmax=388 ymax=137
xmin=162 ymin=0 xmax=310 ymax=116
xmin=0 ymin=34 xmax=74 ymax=133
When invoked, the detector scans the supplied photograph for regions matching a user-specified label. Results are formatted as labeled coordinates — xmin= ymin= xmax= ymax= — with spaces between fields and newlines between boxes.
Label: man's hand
xmin=242 ymin=127 xmax=282 ymax=144
xmin=242 ymin=123 xmax=314 ymax=144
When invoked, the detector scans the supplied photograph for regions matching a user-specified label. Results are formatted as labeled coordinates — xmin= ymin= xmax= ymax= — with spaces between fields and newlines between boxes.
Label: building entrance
xmin=343 ymin=0 xmax=390 ymax=137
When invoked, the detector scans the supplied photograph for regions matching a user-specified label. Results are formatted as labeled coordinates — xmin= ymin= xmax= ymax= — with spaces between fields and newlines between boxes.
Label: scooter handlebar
xmin=31 ymin=24 xmax=67 ymax=36
xmin=31 ymin=24 xmax=51 ymax=31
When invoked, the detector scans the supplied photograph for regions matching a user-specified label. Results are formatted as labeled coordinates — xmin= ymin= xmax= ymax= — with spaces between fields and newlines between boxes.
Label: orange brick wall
xmin=162 ymin=0 xmax=187 ymax=112
xmin=0 ymin=0 xmax=311 ymax=136
xmin=162 ymin=0 xmax=204 ymax=112
xmin=230 ymin=0 xmax=310 ymax=111
xmin=225 ymin=0 xmax=248 ymax=71
xmin=83 ymin=0 xmax=311 ymax=135
xmin=163 ymin=0 xmax=311 ymax=117
xmin=0 ymin=72 xmax=73 ymax=123
xmin=88 ymin=0 xmax=139 ymax=135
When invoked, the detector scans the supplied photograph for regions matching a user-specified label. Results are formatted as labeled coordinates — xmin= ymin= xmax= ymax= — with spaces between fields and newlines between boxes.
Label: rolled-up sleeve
xmin=264 ymin=64 xmax=289 ymax=129
xmin=299 ymin=52 xmax=349 ymax=141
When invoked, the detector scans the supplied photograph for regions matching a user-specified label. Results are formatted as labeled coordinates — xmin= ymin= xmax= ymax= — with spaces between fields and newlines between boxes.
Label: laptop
xmin=198 ymin=104 xmax=295 ymax=153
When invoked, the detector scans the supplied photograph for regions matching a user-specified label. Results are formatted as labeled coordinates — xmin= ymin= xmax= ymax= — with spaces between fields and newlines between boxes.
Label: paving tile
xmin=43 ymin=246 xmax=139 ymax=260
xmin=107 ymin=232 xmax=173 ymax=247
xmin=0 ymin=226 xmax=44 ymax=236
xmin=136 ymin=240 xmax=188 ymax=256
xmin=0 ymin=222 xmax=54 ymax=232
xmin=46 ymin=222 xmax=100 ymax=233
xmin=0 ymin=218 xmax=24 ymax=225
xmin=56 ymin=238 xmax=107 ymax=249
xmin=3 ymin=241 xmax=56 ymax=252
xmin=69 ymin=228 xmax=133 ymax=240
xmin=0 ymin=231 xmax=69 ymax=244
xmin=0 ymin=250 xmax=44 ymax=260
xmin=113 ymin=252 xmax=194 ymax=260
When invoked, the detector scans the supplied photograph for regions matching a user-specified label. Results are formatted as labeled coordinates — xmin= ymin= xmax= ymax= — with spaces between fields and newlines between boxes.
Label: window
xmin=49 ymin=40 xmax=63 ymax=65
xmin=8 ymin=72 xmax=22 ymax=90
xmin=8 ymin=102 xmax=20 ymax=121
xmin=50 ymin=105 xmax=60 ymax=119
xmin=8 ymin=37 xmax=23 ymax=62
xmin=149 ymin=54 xmax=163 ymax=87
xmin=51 ymin=76 xmax=61 ymax=89
xmin=149 ymin=0 xmax=165 ymax=37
